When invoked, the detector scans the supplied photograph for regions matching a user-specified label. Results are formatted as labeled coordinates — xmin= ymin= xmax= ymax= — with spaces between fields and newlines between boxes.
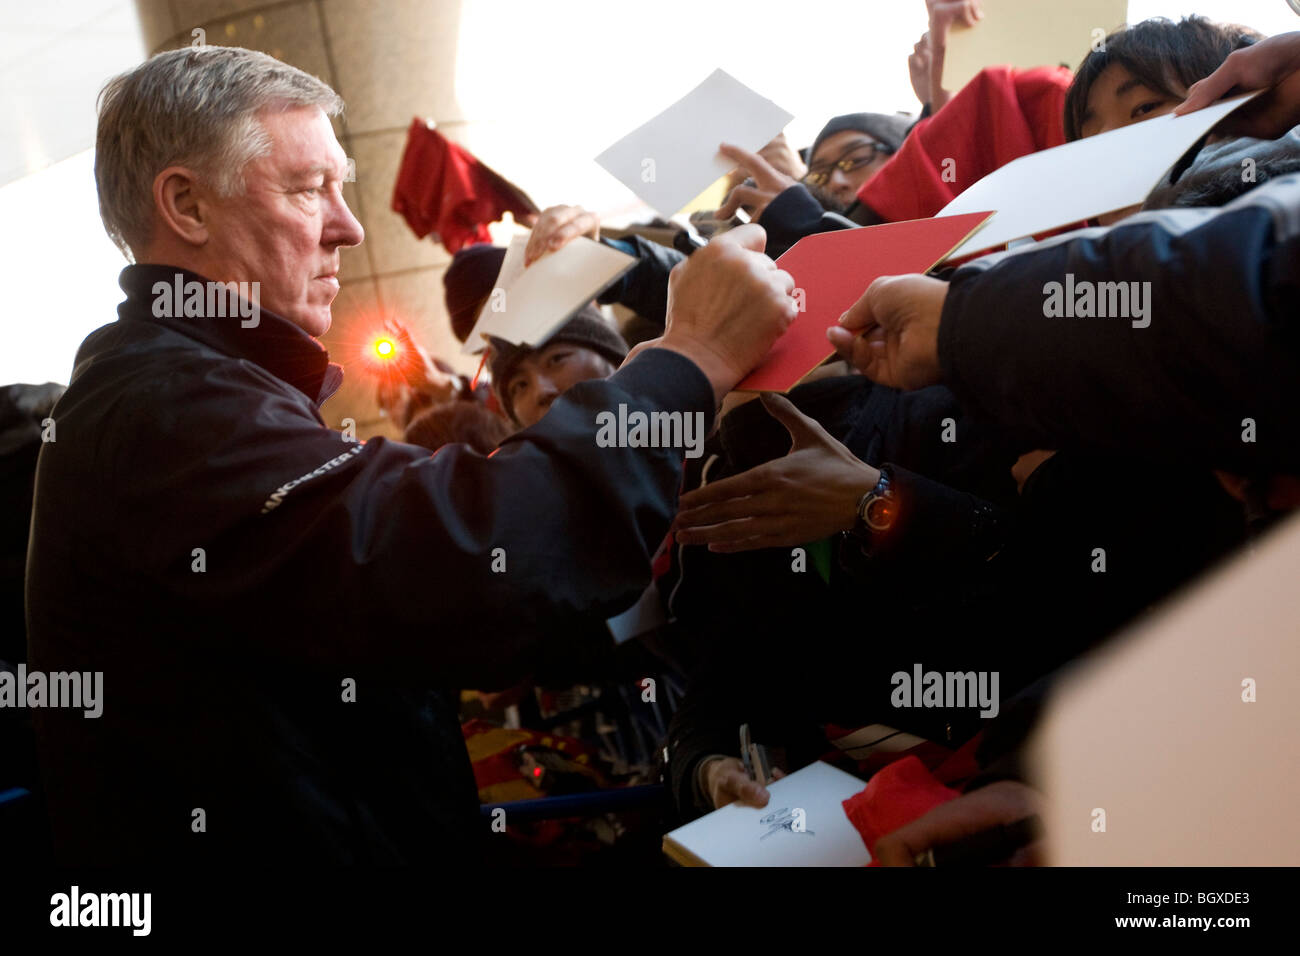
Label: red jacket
xmin=858 ymin=65 xmax=1073 ymax=222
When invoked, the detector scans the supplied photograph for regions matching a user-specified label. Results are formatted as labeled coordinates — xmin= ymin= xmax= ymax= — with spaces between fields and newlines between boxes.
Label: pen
xmin=739 ymin=723 xmax=754 ymax=780
xmin=673 ymin=230 xmax=706 ymax=256
xmin=913 ymin=815 xmax=1042 ymax=867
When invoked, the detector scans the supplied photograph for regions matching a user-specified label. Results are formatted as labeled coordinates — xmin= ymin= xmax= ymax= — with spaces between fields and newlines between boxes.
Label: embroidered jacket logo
xmin=261 ymin=446 xmax=363 ymax=514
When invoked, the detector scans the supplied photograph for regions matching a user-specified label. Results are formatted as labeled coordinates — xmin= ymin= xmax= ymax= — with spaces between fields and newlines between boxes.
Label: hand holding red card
xmin=735 ymin=212 xmax=993 ymax=393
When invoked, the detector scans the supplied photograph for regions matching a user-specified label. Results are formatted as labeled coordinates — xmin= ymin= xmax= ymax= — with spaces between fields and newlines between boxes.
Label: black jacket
xmin=940 ymin=172 xmax=1300 ymax=473
xmin=25 ymin=264 xmax=714 ymax=864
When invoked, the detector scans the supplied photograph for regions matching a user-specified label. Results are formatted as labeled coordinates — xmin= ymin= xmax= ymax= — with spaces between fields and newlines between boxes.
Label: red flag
xmin=391 ymin=119 xmax=538 ymax=254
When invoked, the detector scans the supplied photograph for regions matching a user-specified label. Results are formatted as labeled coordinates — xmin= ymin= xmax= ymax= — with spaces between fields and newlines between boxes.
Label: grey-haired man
xmin=26 ymin=46 xmax=797 ymax=863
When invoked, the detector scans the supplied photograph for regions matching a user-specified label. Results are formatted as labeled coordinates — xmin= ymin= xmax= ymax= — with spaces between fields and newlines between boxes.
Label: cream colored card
xmin=1029 ymin=512 xmax=1300 ymax=865
xmin=938 ymin=92 xmax=1260 ymax=260
xmin=941 ymin=0 xmax=1128 ymax=92
xmin=462 ymin=236 xmax=635 ymax=353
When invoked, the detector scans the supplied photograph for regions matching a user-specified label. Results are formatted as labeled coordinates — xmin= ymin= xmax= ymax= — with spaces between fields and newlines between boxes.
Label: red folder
xmin=736 ymin=212 xmax=993 ymax=392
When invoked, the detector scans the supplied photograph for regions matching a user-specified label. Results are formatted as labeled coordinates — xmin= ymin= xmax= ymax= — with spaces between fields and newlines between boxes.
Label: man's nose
xmin=325 ymin=191 xmax=365 ymax=248
xmin=535 ymin=375 xmax=559 ymax=404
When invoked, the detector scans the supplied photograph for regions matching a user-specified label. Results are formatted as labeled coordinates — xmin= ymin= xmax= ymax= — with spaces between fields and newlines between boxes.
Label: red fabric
xmin=857 ymin=65 xmax=1073 ymax=222
xmin=842 ymin=755 xmax=961 ymax=862
xmin=391 ymin=119 xmax=535 ymax=254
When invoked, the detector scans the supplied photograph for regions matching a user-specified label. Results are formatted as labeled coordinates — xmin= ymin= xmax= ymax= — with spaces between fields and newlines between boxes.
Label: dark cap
xmin=443 ymin=244 xmax=507 ymax=343
xmin=488 ymin=306 xmax=628 ymax=423
xmin=809 ymin=112 xmax=913 ymax=163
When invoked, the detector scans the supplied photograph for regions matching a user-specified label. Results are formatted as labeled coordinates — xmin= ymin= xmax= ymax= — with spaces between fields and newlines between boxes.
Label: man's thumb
xmin=760 ymin=393 xmax=823 ymax=446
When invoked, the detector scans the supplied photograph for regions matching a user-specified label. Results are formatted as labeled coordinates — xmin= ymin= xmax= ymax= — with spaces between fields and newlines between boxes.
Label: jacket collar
xmin=116 ymin=264 xmax=344 ymax=405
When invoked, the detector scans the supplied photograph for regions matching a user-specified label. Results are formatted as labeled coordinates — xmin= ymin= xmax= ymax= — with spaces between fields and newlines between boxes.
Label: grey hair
xmin=95 ymin=46 xmax=344 ymax=259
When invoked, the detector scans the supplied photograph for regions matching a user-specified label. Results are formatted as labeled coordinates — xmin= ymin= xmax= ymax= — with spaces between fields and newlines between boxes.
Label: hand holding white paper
xmin=938 ymin=92 xmax=1261 ymax=260
xmin=594 ymin=69 xmax=794 ymax=217
xmin=464 ymin=236 xmax=635 ymax=353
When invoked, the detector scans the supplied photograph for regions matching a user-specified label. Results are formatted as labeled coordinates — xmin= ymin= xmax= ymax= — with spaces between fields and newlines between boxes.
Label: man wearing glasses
xmin=714 ymin=112 xmax=912 ymax=257
xmin=801 ymin=113 xmax=911 ymax=212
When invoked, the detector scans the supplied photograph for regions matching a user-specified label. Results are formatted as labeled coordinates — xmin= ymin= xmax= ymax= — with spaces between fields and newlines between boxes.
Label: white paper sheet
xmin=594 ymin=68 xmax=794 ymax=217
xmin=462 ymin=236 xmax=635 ymax=352
xmin=938 ymin=92 xmax=1261 ymax=260
xmin=941 ymin=0 xmax=1129 ymax=92
xmin=663 ymin=761 xmax=871 ymax=867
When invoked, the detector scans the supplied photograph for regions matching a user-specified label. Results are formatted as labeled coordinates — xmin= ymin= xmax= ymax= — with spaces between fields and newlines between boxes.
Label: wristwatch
xmin=850 ymin=466 xmax=896 ymax=542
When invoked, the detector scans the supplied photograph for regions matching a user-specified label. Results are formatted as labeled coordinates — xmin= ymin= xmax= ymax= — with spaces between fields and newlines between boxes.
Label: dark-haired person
xmin=715 ymin=112 xmax=913 ymax=224
xmin=1062 ymin=15 xmax=1264 ymax=222
xmin=403 ymin=399 xmax=513 ymax=455
xmin=488 ymin=307 xmax=630 ymax=429
xmin=443 ymin=206 xmax=684 ymax=352
xmin=873 ymin=34 xmax=1300 ymax=864
xmin=744 ymin=62 xmax=1073 ymax=258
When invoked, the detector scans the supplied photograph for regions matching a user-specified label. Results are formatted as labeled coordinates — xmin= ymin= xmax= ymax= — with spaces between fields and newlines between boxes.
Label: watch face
xmin=864 ymin=495 xmax=894 ymax=532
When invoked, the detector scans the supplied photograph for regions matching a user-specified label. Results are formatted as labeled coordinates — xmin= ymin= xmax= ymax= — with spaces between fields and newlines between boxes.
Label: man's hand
xmin=873 ymin=780 xmax=1044 ymax=866
xmin=926 ymin=0 xmax=983 ymax=112
xmin=674 ymin=394 xmax=880 ymax=552
xmin=699 ymin=756 xmax=786 ymax=809
xmin=524 ymin=204 xmax=600 ymax=266
xmin=714 ymin=143 xmax=798 ymax=223
xmin=651 ymin=224 xmax=799 ymax=404
xmin=827 ymin=274 xmax=947 ymax=390
xmin=1175 ymin=31 xmax=1300 ymax=140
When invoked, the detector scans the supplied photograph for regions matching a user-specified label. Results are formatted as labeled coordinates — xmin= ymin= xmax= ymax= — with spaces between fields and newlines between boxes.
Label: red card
xmin=735 ymin=211 xmax=993 ymax=392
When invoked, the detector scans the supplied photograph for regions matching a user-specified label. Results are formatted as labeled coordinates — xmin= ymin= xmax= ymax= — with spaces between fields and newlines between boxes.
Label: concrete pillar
xmin=136 ymin=0 xmax=476 ymax=439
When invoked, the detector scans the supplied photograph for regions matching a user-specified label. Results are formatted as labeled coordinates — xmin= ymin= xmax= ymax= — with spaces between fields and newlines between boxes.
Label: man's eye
xmin=548 ymin=351 xmax=571 ymax=366
xmin=1131 ymin=100 xmax=1166 ymax=119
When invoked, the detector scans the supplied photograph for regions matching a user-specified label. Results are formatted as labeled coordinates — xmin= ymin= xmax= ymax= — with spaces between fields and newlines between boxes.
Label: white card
xmin=595 ymin=68 xmax=794 ymax=217
xmin=663 ymin=761 xmax=871 ymax=867
xmin=941 ymin=0 xmax=1129 ymax=92
xmin=461 ymin=234 xmax=528 ymax=355
xmin=938 ymin=92 xmax=1261 ymax=260
xmin=463 ymin=236 xmax=635 ymax=353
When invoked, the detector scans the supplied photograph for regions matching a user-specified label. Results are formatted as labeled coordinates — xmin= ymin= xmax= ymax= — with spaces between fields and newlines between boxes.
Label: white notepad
xmin=663 ymin=761 xmax=871 ymax=867
xmin=595 ymin=68 xmax=794 ymax=217
xmin=937 ymin=92 xmax=1261 ymax=261
xmin=460 ymin=236 xmax=635 ymax=353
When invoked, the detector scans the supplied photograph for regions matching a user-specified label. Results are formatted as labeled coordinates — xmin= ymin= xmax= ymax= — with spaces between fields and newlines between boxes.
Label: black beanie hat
xmin=488 ymin=306 xmax=629 ymax=423
xmin=809 ymin=112 xmax=913 ymax=163
xmin=443 ymin=244 xmax=507 ymax=343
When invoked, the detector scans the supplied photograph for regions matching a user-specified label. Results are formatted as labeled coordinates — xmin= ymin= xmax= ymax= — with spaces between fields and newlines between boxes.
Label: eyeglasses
xmin=802 ymin=142 xmax=894 ymax=187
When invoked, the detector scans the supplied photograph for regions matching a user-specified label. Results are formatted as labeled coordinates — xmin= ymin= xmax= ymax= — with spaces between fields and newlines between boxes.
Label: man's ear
xmin=152 ymin=166 xmax=210 ymax=247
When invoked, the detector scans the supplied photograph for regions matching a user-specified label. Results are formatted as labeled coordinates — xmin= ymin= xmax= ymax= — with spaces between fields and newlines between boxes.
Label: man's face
xmin=805 ymin=131 xmax=892 ymax=208
xmin=504 ymin=342 xmax=617 ymax=428
xmin=201 ymin=106 xmax=364 ymax=336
